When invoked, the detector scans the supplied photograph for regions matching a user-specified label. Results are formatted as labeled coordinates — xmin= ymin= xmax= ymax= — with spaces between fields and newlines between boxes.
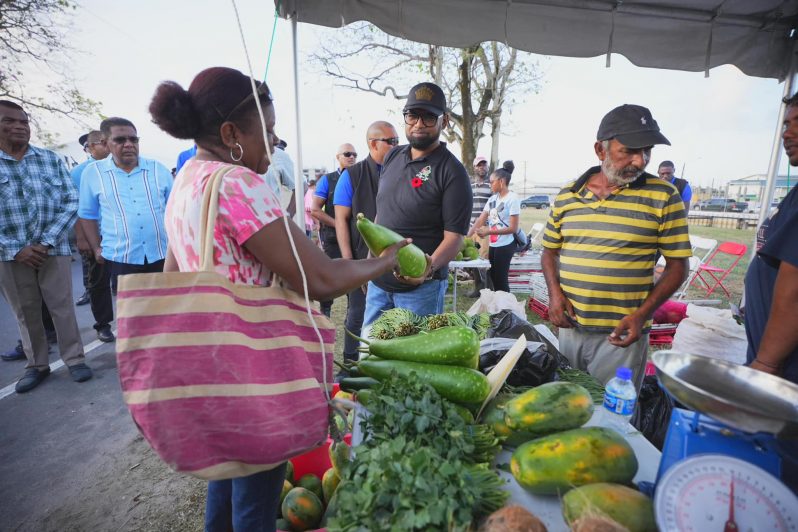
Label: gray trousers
xmin=0 ymin=256 xmax=85 ymax=370
xmin=558 ymin=327 xmax=649 ymax=392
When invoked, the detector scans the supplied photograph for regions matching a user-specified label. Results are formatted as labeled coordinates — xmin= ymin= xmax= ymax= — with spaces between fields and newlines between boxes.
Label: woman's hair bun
xmin=502 ymin=160 xmax=515 ymax=174
xmin=149 ymin=81 xmax=201 ymax=140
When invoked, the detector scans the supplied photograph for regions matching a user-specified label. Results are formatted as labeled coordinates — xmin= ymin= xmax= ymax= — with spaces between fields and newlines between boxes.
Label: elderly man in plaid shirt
xmin=0 ymin=100 xmax=92 ymax=393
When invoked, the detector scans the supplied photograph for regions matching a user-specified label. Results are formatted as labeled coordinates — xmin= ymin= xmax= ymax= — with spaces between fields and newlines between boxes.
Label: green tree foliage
xmin=0 ymin=0 xmax=101 ymax=142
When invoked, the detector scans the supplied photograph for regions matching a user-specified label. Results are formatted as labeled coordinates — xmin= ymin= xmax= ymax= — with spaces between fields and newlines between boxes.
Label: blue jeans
xmin=205 ymin=463 xmax=287 ymax=532
xmin=363 ymin=279 xmax=447 ymax=326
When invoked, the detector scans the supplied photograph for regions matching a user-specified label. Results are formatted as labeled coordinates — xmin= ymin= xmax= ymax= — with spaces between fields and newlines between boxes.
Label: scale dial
xmin=655 ymin=454 xmax=798 ymax=531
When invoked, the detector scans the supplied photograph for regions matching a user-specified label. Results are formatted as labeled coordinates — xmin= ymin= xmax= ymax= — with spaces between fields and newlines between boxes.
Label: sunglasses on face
xmin=340 ymin=151 xmax=357 ymax=158
xmin=111 ymin=136 xmax=139 ymax=144
xmin=403 ymin=111 xmax=441 ymax=127
xmin=371 ymin=137 xmax=400 ymax=146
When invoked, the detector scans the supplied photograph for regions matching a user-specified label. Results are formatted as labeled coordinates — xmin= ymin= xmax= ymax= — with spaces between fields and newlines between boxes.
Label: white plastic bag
xmin=467 ymin=289 xmax=526 ymax=319
xmin=671 ymin=304 xmax=748 ymax=364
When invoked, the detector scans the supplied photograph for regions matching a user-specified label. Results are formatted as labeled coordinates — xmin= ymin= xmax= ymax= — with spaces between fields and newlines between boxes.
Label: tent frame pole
xmin=291 ymin=15 xmax=305 ymax=229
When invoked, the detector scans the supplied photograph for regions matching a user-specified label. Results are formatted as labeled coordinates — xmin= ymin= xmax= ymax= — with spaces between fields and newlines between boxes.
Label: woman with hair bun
xmin=467 ymin=160 xmax=521 ymax=292
xmin=149 ymin=67 xmax=407 ymax=532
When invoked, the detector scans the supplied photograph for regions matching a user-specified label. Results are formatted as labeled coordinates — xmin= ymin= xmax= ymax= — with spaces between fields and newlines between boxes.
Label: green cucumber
xmin=356 ymin=213 xmax=427 ymax=278
xmin=356 ymin=326 xmax=478 ymax=368
xmin=339 ymin=377 xmax=381 ymax=392
xmin=356 ymin=357 xmax=490 ymax=404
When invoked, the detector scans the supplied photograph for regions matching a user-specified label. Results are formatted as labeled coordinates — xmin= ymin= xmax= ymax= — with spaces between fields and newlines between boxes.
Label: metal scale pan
xmin=651 ymin=350 xmax=798 ymax=438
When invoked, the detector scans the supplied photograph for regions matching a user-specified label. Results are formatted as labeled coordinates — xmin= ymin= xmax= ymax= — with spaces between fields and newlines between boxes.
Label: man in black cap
xmin=541 ymin=104 xmax=691 ymax=391
xmin=362 ymin=82 xmax=472 ymax=324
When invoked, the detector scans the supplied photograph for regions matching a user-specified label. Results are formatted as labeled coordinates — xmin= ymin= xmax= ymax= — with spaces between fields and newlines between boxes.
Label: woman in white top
xmin=468 ymin=161 xmax=520 ymax=292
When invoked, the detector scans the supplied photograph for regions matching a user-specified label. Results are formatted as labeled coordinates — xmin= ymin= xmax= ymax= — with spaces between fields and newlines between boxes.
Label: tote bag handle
xmin=197 ymin=166 xmax=235 ymax=273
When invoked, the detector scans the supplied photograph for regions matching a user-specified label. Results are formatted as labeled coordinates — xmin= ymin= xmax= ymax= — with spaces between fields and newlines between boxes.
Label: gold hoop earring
xmin=230 ymin=142 xmax=244 ymax=162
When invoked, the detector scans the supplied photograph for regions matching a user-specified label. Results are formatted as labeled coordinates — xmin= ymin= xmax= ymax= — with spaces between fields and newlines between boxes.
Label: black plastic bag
xmin=479 ymin=338 xmax=560 ymax=387
xmin=631 ymin=375 xmax=674 ymax=450
xmin=487 ymin=309 xmax=538 ymax=340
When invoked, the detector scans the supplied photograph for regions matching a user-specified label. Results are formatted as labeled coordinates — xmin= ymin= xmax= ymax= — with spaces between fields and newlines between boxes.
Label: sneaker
xmin=76 ymin=291 xmax=90 ymax=306
xmin=97 ymin=326 xmax=115 ymax=343
xmin=2 ymin=340 xmax=25 ymax=361
xmin=15 ymin=367 xmax=51 ymax=393
xmin=68 ymin=363 xmax=93 ymax=383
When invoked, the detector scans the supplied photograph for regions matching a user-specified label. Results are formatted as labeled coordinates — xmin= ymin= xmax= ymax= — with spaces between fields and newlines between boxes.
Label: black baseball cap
xmin=597 ymin=104 xmax=670 ymax=148
xmin=404 ymin=82 xmax=446 ymax=116
xmin=78 ymin=133 xmax=90 ymax=147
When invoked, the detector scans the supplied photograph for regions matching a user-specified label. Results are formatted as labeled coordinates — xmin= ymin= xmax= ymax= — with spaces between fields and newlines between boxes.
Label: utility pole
xmin=523 ymin=161 xmax=528 ymax=195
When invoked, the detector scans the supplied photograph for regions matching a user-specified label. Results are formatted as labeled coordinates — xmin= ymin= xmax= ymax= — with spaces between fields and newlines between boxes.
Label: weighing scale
xmin=648 ymin=351 xmax=798 ymax=531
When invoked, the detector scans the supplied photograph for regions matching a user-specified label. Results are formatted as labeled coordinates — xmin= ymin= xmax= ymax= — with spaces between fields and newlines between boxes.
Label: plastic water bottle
xmin=602 ymin=367 xmax=637 ymax=433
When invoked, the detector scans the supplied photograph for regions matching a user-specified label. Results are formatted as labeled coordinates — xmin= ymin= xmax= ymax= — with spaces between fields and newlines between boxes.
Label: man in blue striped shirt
xmin=78 ymin=117 xmax=173 ymax=277
xmin=0 ymin=100 xmax=93 ymax=393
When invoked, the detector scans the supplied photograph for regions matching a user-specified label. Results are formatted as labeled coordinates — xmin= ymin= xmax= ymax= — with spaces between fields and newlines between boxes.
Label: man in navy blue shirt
xmin=745 ymin=94 xmax=798 ymax=385
xmin=657 ymin=161 xmax=692 ymax=212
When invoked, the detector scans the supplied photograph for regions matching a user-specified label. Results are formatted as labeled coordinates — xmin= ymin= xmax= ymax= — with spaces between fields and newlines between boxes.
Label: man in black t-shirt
xmin=363 ymin=82 xmax=473 ymax=325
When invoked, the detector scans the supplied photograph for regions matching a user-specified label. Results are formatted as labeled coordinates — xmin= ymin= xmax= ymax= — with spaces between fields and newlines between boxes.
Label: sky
xmin=29 ymin=0 xmax=790 ymax=191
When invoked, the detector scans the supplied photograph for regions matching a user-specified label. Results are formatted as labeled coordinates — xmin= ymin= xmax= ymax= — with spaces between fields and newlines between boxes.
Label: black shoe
xmin=15 ymin=367 xmax=51 ymax=393
xmin=2 ymin=340 xmax=25 ymax=361
xmin=76 ymin=291 xmax=90 ymax=306
xmin=68 ymin=363 xmax=93 ymax=383
xmin=97 ymin=326 xmax=115 ymax=343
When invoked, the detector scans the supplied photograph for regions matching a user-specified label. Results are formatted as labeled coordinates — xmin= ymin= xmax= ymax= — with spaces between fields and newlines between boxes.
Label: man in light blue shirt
xmin=78 ymin=117 xmax=172 ymax=277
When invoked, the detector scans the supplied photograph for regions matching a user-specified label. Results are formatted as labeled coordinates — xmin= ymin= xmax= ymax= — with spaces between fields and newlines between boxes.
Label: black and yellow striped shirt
xmin=542 ymin=167 xmax=692 ymax=333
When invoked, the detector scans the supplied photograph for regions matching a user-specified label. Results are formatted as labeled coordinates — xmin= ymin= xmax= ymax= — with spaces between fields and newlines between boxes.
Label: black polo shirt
xmin=373 ymin=142 xmax=472 ymax=292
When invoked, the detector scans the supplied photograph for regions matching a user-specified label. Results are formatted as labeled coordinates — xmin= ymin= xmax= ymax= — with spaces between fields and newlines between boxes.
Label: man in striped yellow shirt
xmin=542 ymin=104 xmax=691 ymax=390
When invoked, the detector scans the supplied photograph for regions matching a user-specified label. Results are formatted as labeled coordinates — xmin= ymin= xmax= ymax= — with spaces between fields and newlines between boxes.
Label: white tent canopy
xmin=278 ymin=0 xmax=798 ymax=80
xmin=276 ymin=0 xmax=798 ymax=228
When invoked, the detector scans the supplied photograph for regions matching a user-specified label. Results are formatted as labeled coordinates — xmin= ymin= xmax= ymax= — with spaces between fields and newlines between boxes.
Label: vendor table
xmin=496 ymin=411 xmax=661 ymax=531
xmin=447 ymin=259 xmax=490 ymax=310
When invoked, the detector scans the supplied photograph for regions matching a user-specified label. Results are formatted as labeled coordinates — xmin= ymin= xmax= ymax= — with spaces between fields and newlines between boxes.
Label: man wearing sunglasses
xmin=310 ymin=143 xmax=357 ymax=317
xmin=70 ymin=130 xmax=115 ymax=343
xmin=362 ymin=83 xmax=473 ymax=324
xmin=78 ymin=117 xmax=173 ymax=284
xmin=329 ymin=121 xmax=399 ymax=373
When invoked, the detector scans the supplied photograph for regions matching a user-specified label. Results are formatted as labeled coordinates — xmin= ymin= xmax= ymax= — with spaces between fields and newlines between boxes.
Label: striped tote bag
xmin=115 ymin=165 xmax=333 ymax=481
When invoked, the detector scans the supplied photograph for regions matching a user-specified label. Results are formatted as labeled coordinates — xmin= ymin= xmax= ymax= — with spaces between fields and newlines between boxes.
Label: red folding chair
xmin=688 ymin=241 xmax=748 ymax=297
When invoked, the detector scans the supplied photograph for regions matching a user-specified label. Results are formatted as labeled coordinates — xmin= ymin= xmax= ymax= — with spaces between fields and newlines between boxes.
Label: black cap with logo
xmin=78 ymin=133 xmax=90 ymax=147
xmin=597 ymin=104 xmax=670 ymax=148
xmin=404 ymin=82 xmax=447 ymax=116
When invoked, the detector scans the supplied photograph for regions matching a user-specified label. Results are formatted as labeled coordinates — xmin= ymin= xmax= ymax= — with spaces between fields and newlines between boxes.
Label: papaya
xmin=356 ymin=213 xmax=427 ymax=277
xmin=482 ymin=394 xmax=537 ymax=447
xmin=279 ymin=479 xmax=293 ymax=508
xmin=281 ymin=487 xmax=323 ymax=531
xmin=510 ymin=427 xmax=638 ymax=495
xmin=296 ymin=473 xmax=323 ymax=500
xmin=504 ymin=381 xmax=594 ymax=435
xmin=563 ymin=483 xmax=655 ymax=532
xmin=321 ymin=467 xmax=340 ymax=504
xmin=320 ymin=486 xmax=340 ymax=527
xmin=275 ymin=517 xmax=291 ymax=531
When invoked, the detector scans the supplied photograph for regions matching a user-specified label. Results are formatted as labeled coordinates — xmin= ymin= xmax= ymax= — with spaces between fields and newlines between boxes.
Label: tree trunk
xmin=489 ymin=115 xmax=501 ymax=172
xmin=458 ymin=47 xmax=478 ymax=174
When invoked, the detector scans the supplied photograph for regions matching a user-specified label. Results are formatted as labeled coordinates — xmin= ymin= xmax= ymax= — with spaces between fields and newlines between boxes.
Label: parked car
xmin=520 ymin=194 xmax=551 ymax=209
xmin=694 ymin=198 xmax=748 ymax=212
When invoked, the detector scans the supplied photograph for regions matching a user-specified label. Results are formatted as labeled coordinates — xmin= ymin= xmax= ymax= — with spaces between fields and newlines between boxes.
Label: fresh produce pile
xmin=343 ymin=323 xmax=491 ymax=407
xmin=455 ymin=238 xmax=480 ymax=261
xmin=368 ymin=307 xmax=491 ymax=340
xmin=327 ymin=373 xmax=508 ymax=531
xmin=278 ymin=460 xmax=339 ymax=532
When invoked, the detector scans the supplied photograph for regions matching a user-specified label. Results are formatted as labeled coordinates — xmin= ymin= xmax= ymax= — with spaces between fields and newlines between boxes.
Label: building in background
xmin=728 ymin=174 xmax=797 ymax=204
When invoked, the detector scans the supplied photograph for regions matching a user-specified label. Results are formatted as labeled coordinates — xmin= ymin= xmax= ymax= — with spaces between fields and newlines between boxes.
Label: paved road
xmin=0 ymin=254 xmax=139 ymax=529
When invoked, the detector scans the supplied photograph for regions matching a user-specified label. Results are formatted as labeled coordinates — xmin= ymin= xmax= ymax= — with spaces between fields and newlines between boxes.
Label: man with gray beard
xmin=541 ymin=104 xmax=691 ymax=391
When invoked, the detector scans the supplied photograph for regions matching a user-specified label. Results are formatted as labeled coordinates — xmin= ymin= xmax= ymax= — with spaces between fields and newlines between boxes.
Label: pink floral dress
xmin=165 ymin=160 xmax=284 ymax=285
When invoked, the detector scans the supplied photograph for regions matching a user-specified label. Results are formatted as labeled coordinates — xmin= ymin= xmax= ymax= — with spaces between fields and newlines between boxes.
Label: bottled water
xmin=602 ymin=366 xmax=637 ymax=434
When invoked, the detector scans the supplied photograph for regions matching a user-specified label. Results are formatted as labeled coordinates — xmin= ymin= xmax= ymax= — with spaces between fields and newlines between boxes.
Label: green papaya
xmin=504 ymin=381 xmax=594 ymax=435
xmin=356 ymin=213 xmax=427 ymax=278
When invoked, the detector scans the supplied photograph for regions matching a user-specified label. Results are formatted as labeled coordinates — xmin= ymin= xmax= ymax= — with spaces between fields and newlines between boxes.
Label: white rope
xmin=230 ymin=0 xmax=330 ymax=402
